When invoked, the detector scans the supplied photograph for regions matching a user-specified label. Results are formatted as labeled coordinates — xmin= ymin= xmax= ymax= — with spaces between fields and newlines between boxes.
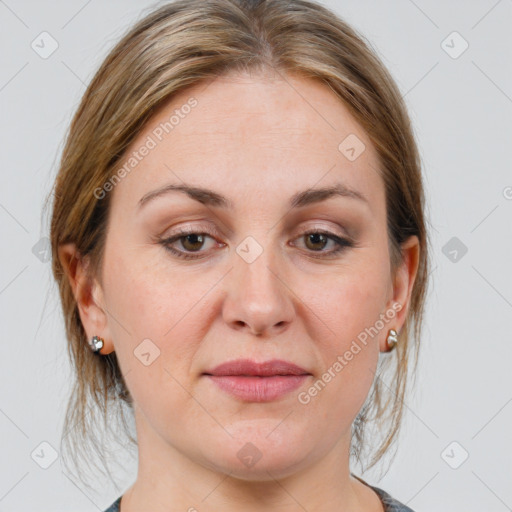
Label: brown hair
xmin=48 ymin=0 xmax=429 ymax=487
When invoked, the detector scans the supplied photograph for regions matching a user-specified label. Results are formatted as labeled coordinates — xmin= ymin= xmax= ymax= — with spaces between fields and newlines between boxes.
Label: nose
xmin=222 ymin=244 xmax=295 ymax=337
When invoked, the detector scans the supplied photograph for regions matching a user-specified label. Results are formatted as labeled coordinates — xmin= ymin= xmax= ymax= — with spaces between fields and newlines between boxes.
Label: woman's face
xmin=84 ymin=70 xmax=416 ymax=479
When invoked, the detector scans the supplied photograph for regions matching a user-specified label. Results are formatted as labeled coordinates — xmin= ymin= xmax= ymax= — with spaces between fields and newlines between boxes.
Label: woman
xmin=50 ymin=0 xmax=429 ymax=510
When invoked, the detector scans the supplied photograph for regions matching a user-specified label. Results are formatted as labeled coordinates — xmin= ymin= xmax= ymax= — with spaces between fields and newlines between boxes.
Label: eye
xmin=292 ymin=229 xmax=354 ymax=257
xmin=158 ymin=228 xmax=222 ymax=260
xmin=157 ymin=227 xmax=355 ymax=261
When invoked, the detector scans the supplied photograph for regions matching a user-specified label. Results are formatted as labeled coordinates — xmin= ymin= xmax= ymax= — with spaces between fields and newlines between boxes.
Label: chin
xmin=197 ymin=420 xmax=315 ymax=481
xmin=206 ymin=450 xmax=309 ymax=482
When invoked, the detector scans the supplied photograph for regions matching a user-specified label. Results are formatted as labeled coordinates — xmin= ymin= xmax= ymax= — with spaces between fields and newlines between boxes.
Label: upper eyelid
xmin=164 ymin=226 xmax=348 ymax=240
xmin=164 ymin=219 xmax=349 ymax=236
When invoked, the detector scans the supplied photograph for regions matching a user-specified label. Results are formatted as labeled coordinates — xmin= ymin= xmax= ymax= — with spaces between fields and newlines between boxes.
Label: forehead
xmin=110 ymin=70 xmax=383 ymax=215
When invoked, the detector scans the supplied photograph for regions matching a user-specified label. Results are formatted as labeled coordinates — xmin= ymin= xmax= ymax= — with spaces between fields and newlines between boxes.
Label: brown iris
xmin=304 ymin=233 xmax=328 ymax=251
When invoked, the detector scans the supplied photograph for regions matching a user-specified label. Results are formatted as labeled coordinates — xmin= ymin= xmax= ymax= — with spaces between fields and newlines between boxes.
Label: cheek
xmin=304 ymin=256 xmax=390 ymax=349
xmin=103 ymin=239 xmax=203 ymax=338
xmin=101 ymin=251 xmax=207 ymax=428
xmin=338 ymin=269 xmax=389 ymax=337
xmin=294 ymin=255 xmax=390 ymax=419
xmin=101 ymin=243 xmax=207 ymax=389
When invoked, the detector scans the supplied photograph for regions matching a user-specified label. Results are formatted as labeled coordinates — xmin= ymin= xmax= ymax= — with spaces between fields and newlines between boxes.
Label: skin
xmin=60 ymin=68 xmax=419 ymax=512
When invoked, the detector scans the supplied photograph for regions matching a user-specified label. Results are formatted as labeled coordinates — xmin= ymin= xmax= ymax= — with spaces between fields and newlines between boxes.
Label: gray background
xmin=1 ymin=0 xmax=511 ymax=510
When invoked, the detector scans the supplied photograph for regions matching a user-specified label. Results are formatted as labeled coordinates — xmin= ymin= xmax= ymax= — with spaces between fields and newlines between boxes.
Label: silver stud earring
xmin=386 ymin=329 xmax=398 ymax=351
xmin=88 ymin=335 xmax=104 ymax=353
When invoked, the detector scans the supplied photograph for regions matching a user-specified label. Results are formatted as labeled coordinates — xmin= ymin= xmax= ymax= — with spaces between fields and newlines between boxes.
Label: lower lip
xmin=206 ymin=375 xmax=310 ymax=402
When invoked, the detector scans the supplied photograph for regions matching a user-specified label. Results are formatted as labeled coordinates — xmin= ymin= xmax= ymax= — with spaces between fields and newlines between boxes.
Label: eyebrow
xmin=137 ymin=182 xmax=368 ymax=210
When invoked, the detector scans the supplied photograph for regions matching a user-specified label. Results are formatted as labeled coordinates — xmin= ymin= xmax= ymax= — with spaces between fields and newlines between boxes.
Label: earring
xmin=88 ymin=335 xmax=104 ymax=354
xmin=386 ymin=329 xmax=398 ymax=351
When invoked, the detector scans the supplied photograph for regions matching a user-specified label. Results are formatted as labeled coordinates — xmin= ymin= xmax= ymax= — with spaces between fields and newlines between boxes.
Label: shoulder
xmin=103 ymin=496 xmax=121 ymax=512
xmin=351 ymin=473 xmax=415 ymax=512
xmin=368 ymin=483 xmax=416 ymax=512
xmin=102 ymin=485 xmax=416 ymax=512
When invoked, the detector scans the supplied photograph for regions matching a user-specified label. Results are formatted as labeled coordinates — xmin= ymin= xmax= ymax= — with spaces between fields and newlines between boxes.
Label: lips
xmin=205 ymin=358 xmax=310 ymax=377
xmin=203 ymin=359 xmax=311 ymax=402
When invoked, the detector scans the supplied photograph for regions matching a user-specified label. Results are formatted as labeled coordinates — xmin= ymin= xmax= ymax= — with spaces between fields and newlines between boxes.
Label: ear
xmin=380 ymin=235 xmax=420 ymax=352
xmin=58 ymin=243 xmax=115 ymax=355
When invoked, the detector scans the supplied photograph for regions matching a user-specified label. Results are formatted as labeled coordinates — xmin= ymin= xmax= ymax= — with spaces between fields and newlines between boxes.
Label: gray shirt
xmin=103 ymin=480 xmax=415 ymax=511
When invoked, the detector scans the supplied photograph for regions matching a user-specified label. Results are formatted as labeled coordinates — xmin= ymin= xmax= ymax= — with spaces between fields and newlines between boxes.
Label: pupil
xmin=307 ymin=233 xmax=327 ymax=250
xmin=184 ymin=234 xmax=203 ymax=251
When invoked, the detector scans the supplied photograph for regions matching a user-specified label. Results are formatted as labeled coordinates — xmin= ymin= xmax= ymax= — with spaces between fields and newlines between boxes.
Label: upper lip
xmin=204 ymin=359 xmax=310 ymax=377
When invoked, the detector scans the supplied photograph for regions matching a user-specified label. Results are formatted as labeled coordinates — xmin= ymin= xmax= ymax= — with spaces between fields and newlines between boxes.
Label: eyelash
xmin=158 ymin=227 xmax=355 ymax=260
